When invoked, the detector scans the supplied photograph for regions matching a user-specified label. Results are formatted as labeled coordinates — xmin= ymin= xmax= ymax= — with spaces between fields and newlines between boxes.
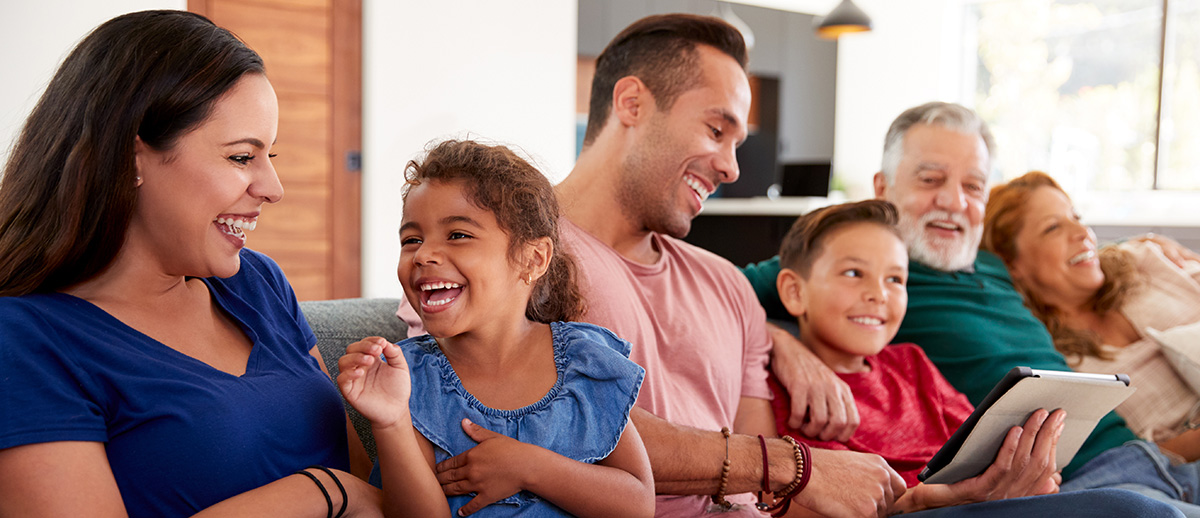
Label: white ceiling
xmin=725 ymin=0 xmax=837 ymax=15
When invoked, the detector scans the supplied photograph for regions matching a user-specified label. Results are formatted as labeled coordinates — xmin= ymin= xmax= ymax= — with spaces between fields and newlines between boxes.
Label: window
xmin=965 ymin=0 xmax=1200 ymax=191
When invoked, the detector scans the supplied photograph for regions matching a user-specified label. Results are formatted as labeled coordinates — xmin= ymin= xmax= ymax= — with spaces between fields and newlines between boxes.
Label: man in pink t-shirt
xmin=551 ymin=13 xmax=906 ymax=518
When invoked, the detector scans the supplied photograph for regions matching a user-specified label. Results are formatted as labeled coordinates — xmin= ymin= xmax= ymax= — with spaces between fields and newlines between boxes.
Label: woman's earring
xmin=135 ymin=176 xmax=143 ymax=187
xmin=524 ymin=274 xmax=532 ymax=286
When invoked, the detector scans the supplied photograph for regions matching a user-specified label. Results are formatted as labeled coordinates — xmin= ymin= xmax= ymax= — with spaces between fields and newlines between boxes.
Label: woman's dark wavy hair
xmin=0 ymin=10 xmax=264 ymax=296
xmin=402 ymin=140 xmax=586 ymax=323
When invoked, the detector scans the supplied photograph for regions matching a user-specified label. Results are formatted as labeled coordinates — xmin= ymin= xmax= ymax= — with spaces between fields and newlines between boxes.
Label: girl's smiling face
xmin=397 ymin=179 xmax=533 ymax=338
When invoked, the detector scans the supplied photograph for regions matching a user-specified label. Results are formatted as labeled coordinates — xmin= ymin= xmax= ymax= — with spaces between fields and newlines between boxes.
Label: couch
xmin=299 ymin=298 xmax=409 ymax=461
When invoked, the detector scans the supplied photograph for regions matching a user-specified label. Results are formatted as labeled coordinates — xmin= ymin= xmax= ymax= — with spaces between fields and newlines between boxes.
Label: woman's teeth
xmin=215 ymin=217 xmax=256 ymax=231
xmin=1068 ymin=250 xmax=1096 ymax=265
xmin=215 ymin=217 xmax=256 ymax=238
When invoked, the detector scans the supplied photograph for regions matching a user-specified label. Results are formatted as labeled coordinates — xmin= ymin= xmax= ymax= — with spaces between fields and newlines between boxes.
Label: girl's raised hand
xmin=435 ymin=418 xmax=537 ymax=516
xmin=337 ymin=337 xmax=413 ymax=429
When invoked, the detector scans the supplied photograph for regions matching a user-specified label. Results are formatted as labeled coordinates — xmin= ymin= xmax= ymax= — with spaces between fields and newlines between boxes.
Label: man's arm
xmin=630 ymin=406 xmax=797 ymax=496
xmin=736 ymin=397 xmax=907 ymax=518
xmin=632 ymin=400 xmax=905 ymax=518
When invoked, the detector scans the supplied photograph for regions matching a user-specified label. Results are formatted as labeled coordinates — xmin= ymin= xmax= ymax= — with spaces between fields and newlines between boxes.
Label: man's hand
xmin=769 ymin=323 xmax=859 ymax=441
xmin=1134 ymin=233 xmax=1200 ymax=268
xmin=893 ymin=409 xmax=1065 ymax=513
xmin=789 ymin=449 xmax=906 ymax=518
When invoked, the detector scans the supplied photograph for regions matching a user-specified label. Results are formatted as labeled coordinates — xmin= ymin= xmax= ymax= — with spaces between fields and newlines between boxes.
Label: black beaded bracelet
xmin=309 ymin=465 xmax=348 ymax=518
xmin=295 ymin=469 xmax=333 ymax=518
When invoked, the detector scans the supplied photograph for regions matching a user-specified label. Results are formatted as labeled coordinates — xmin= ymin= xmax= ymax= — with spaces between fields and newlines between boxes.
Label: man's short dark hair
xmin=583 ymin=13 xmax=748 ymax=146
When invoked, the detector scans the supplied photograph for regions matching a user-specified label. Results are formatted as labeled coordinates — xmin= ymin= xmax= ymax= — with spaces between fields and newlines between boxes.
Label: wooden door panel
xmin=212 ymin=1 xmax=331 ymax=97
xmin=275 ymin=95 xmax=330 ymax=183
xmin=192 ymin=0 xmax=361 ymax=301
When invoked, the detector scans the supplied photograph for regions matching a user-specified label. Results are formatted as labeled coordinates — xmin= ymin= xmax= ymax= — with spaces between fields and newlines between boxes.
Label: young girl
xmin=337 ymin=140 xmax=654 ymax=517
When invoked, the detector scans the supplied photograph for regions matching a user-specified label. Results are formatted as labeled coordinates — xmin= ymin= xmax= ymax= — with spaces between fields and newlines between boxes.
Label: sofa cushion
xmin=300 ymin=298 xmax=408 ymax=461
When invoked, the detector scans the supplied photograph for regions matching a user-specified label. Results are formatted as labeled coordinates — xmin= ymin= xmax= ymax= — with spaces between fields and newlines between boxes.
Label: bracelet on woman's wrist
xmin=296 ymin=465 xmax=348 ymax=518
xmin=295 ymin=469 xmax=333 ymax=518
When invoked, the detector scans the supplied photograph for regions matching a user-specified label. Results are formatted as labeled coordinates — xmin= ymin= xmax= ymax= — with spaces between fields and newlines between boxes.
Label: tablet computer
xmin=918 ymin=366 xmax=1134 ymax=485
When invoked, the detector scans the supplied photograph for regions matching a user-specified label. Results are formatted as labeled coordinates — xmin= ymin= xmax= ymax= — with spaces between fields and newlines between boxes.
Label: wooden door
xmin=190 ymin=0 xmax=362 ymax=301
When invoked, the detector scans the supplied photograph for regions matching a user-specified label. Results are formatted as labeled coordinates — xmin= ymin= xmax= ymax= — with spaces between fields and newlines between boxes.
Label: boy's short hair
xmin=779 ymin=200 xmax=901 ymax=277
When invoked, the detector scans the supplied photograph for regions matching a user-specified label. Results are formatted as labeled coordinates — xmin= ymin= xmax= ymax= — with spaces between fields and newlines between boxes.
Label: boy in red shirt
xmin=769 ymin=200 xmax=1065 ymax=513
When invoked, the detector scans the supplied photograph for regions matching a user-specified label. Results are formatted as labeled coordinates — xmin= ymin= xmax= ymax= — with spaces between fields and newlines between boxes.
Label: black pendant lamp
xmin=814 ymin=0 xmax=872 ymax=39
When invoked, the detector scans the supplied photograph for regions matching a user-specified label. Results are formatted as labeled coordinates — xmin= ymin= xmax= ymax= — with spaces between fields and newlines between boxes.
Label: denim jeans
xmin=907 ymin=488 xmax=1183 ymax=517
xmin=1062 ymin=440 xmax=1200 ymax=517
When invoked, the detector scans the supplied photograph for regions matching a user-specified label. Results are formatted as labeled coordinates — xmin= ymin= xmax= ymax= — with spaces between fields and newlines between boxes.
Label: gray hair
xmin=879 ymin=102 xmax=996 ymax=184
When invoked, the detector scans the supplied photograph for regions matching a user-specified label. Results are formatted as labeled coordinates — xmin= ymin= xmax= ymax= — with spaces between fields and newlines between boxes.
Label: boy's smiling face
xmin=779 ymin=222 xmax=909 ymax=373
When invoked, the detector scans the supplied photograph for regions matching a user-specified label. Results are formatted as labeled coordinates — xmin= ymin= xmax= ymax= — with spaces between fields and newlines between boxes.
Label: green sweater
xmin=741 ymin=252 xmax=1137 ymax=478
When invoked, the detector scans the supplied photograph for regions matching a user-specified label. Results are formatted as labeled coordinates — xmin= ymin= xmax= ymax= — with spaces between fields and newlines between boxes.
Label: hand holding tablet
xmin=919 ymin=367 xmax=1135 ymax=485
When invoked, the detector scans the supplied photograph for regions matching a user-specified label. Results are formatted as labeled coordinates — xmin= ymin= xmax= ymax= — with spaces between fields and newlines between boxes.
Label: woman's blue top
xmin=372 ymin=321 xmax=644 ymax=516
xmin=0 ymin=249 xmax=350 ymax=517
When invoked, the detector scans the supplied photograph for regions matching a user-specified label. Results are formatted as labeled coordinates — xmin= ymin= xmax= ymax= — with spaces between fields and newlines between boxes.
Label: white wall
xmin=361 ymin=1 xmax=578 ymax=297
xmin=830 ymin=0 xmax=966 ymax=199
xmin=0 ymin=0 xmax=185 ymax=165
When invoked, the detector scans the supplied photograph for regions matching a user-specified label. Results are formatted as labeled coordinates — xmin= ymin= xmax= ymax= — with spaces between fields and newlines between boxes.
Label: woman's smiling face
xmin=130 ymin=73 xmax=282 ymax=279
xmin=1008 ymin=185 xmax=1105 ymax=307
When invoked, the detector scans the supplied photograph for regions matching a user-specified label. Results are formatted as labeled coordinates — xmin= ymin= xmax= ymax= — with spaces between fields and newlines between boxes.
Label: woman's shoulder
xmin=0 ymin=293 xmax=87 ymax=335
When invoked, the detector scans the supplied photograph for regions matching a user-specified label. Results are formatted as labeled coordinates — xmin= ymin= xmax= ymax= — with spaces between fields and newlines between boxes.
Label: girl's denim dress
xmin=371 ymin=321 xmax=644 ymax=517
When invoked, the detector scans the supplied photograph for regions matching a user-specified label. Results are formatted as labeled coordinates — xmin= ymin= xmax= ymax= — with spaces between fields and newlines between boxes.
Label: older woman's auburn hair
xmin=982 ymin=171 xmax=1140 ymax=362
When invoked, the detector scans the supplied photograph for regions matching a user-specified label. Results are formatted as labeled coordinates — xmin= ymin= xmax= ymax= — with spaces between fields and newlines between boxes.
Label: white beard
xmin=898 ymin=210 xmax=981 ymax=271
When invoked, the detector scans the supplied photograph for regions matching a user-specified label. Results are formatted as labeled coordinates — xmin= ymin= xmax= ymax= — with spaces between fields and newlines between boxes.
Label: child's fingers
xmin=436 ymin=464 xmax=470 ymax=493
xmin=461 ymin=418 xmax=502 ymax=443
xmin=344 ymin=336 xmax=389 ymax=355
xmin=336 ymin=352 xmax=375 ymax=376
xmin=379 ymin=341 xmax=408 ymax=369
xmin=435 ymin=451 xmax=467 ymax=477
xmin=456 ymin=492 xmax=502 ymax=517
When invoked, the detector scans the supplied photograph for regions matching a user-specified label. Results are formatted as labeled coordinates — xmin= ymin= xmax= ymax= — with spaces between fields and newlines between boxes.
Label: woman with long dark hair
xmin=0 ymin=11 xmax=379 ymax=517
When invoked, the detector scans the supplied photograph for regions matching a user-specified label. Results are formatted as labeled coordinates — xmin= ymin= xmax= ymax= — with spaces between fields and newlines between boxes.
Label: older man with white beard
xmin=744 ymin=101 xmax=1200 ymax=515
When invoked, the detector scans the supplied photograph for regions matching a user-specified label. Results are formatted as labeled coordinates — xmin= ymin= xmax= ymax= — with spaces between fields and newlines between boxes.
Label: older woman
xmin=0 ymin=11 xmax=380 ymax=517
xmin=983 ymin=170 xmax=1200 ymax=461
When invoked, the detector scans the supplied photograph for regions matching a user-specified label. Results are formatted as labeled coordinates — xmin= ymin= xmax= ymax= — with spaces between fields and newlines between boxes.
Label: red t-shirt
xmin=770 ymin=343 xmax=974 ymax=487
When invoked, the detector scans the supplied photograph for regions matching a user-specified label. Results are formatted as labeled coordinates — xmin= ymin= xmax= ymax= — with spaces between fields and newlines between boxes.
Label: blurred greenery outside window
xmin=965 ymin=0 xmax=1199 ymax=191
